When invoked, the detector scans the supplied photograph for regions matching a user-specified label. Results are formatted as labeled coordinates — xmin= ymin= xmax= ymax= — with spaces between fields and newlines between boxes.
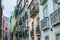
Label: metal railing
xmin=41 ymin=17 xmax=49 ymax=29
xmin=18 ymin=24 xmax=29 ymax=38
xmin=30 ymin=3 xmax=39 ymax=16
xmin=50 ymin=8 xmax=60 ymax=25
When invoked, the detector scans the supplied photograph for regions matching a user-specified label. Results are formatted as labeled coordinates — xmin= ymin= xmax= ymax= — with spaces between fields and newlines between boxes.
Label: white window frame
xmin=43 ymin=5 xmax=48 ymax=17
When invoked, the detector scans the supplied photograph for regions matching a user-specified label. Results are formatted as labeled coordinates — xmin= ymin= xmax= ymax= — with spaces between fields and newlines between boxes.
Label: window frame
xmin=55 ymin=31 xmax=60 ymax=40
xmin=43 ymin=5 xmax=48 ymax=18
xmin=45 ymin=35 xmax=49 ymax=40
xmin=37 ymin=17 xmax=40 ymax=26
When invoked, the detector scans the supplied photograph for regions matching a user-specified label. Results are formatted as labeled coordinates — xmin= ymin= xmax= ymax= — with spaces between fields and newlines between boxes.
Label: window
xmin=37 ymin=17 xmax=40 ymax=26
xmin=43 ymin=6 xmax=48 ymax=17
xmin=27 ymin=21 xmax=28 ymax=27
xmin=37 ymin=36 xmax=40 ymax=40
xmin=45 ymin=36 xmax=49 ymax=40
xmin=6 ymin=27 xmax=7 ymax=30
xmin=56 ymin=34 xmax=60 ymax=40
xmin=58 ymin=3 xmax=60 ymax=8
xmin=32 ymin=37 xmax=34 ymax=40
xmin=32 ymin=22 xmax=34 ymax=29
xmin=38 ymin=38 xmax=40 ymax=40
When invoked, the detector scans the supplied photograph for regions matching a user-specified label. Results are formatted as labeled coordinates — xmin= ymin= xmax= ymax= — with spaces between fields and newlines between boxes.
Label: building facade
xmin=40 ymin=0 xmax=60 ymax=40
xmin=3 ymin=16 xmax=10 ymax=40
xmin=11 ymin=0 xmax=60 ymax=40
xmin=12 ymin=0 xmax=29 ymax=40
xmin=28 ymin=0 xmax=40 ymax=40
xmin=0 ymin=0 xmax=3 ymax=40
xmin=13 ymin=0 xmax=40 ymax=40
xmin=10 ymin=10 xmax=17 ymax=40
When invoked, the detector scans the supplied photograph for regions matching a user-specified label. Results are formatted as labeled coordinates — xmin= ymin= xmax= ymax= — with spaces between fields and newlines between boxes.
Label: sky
xmin=2 ymin=0 xmax=17 ymax=18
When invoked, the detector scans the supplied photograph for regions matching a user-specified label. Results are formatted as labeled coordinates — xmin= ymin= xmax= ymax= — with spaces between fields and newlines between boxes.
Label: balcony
xmin=41 ymin=17 xmax=49 ymax=30
xmin=22 ymin=11 xmax=28 ymax=21
xmin=19 ymin=28 xmax=28 ymax=38
xmin=23 ymin=15 xmax=25 ymax=21
xmin=24 ymin=29 xmax=29 ymax=37
xmin=35 ymin=26 xmax=40 ymax=35
xmin=19 ymin=5 xmax=25 ymax=15
xmin=25 ymin=11 xmax=28 ymax=19
xmin=19 ymin=30 xmax=23 ymax=37
xmin=53 ymin=0 xmax=60 ymax=4
xmin=31 ymin=29 xmax=34 ymax=37
xmin=18 ymin=8 xmax=21 ymax=14
xmin=19 ymin=19 xmax=22 ymax=25
xmin=15 ymin=7 xmax=20 ymax=18
xmin=40 ymin=0 xmax=47 ymax=5
xmin=30 ymin=3 xmax=39 ymax=18
xmin=18 ymin=8 xmax=23 ymax=15
xmin=50 ymin=8 xmax=60 ymax=26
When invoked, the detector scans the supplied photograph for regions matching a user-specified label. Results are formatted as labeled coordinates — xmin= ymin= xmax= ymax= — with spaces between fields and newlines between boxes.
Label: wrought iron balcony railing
xmin=24 ymin=29 xmax=29 ymax=37
xmin=40 ymin=0 xmax=47 ymax=5
xmin=50 ymin=8 xmax=60 ymax=26
xmin=22 ymin=11 xmax=28 ymax=21
xmin=19 ymin=30 xmax=23 ymax=37
xmin=25 ymin=11 xmax=28 ymax=19
xmin=41 ymin=17 xmax=49 ymax=30
xmin=35 ymin=26 xmax=40 ymax=35
xmin=19 ymin=28 xmax=28 ymax=37
xmin=53 ymin=0 xmax=60 ymax=4
xmin=30 ymin=3 xmax=39 ymax=17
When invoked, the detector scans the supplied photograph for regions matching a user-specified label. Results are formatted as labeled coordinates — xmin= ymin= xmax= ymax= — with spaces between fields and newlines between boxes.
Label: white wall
xmin=39 ymin=0 xmax=60 ymax=40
